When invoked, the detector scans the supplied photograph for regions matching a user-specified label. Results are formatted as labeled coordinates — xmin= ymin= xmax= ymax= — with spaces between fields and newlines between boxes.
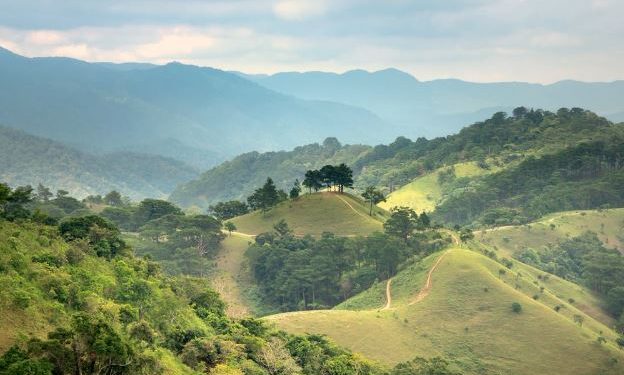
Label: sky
xmin=0 ymin=0 xmax=622 ymax=83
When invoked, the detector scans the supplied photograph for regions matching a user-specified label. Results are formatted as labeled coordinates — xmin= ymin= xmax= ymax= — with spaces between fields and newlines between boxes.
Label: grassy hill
xmin=379 ymin=162 xmax=491 ymax=212
xmin=230 ymin=192 xmax=386 ymax=236
xmin=477 ymin=208 xmax=624 ymax=257
xmin=265 ymin=248 xmax=624 ymax=374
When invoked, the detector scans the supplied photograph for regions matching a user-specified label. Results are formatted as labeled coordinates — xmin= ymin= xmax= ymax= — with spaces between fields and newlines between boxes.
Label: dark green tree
xmin=384 ymin=207 xmax=417 ymax=242
xmin=290 ymin=179 xmax=302 ymax=199
xmin=208 ymin=200 xmax=248 ymax=221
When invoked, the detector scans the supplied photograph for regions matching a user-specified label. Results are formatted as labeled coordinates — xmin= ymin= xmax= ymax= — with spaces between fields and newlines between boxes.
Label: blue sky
xmin=0 ymin=0 xmax=622 ymax=83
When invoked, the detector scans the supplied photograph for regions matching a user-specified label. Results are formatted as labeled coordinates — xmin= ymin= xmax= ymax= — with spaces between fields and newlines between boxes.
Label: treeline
xmin=434 ymin=139 xmax=624 ymax=226
xmin=246 ymin=208 xmax=449 ymax=311
xmin=514 ymin=232 xmax=624 ymax=332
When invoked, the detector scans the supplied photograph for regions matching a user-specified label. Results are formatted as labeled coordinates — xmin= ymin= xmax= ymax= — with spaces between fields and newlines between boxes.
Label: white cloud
xmin=273 ymin=0 xmax=327 ymax=21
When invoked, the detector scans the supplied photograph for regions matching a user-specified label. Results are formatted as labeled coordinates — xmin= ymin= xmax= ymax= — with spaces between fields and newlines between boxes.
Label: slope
xmin=266 ymin=249 xmax=624 ymax=375
xmin=0 ymin=125 xmax=198 ymax=199
xmin=477 ymin=208 xmax=624 ymax=257
xmin=379 ymin=162 xmax=491 ymax=212
xmin=230 ymin=192 xmax=386 ymax=236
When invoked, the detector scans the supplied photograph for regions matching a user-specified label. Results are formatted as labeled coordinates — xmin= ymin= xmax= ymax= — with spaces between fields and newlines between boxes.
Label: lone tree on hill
xmin=224 ymin=221 xmax=236 ymax=236
xmin=361 ymin=186 xmax=385 ymax=216
xmin=247 ymin=177 xmax=282 ymax=213
xmin=289 ymin=179 xmax=302 ymax=199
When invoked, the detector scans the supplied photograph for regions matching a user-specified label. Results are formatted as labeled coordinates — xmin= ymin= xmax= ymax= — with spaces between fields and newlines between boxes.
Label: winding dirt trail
xmin=409 ymin=250 xmax=450 ymax=305
xmin=334 ymin=193 xmax=373 ymax=221
xmin=381 ymin=278 xmax=393 ymax=310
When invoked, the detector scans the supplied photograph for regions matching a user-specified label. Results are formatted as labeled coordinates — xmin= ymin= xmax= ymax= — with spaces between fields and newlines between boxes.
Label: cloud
xmin=273 ymin=0 xmax=328 ymax=21
xmin=0 ymin=0 xmax=622 ymax=82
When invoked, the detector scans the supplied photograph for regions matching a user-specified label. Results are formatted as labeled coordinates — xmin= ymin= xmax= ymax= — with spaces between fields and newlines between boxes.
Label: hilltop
xmin=266 ymin=248 xmax=624 ymax=374
xmin=230 ymin=192 xmax=386 ymax=237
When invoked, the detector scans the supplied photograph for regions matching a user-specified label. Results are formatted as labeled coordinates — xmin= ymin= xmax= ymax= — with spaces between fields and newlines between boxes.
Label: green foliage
xmin=247 ymin=178 xmax=286 ymax=213
xmin=0 ymin=126 xmax=198 ymax=200
xmin=511 ymin=302 xmax=523 ymax=313
xmin=361 ymin=186 xmax=386 ymax=216
xmin=0 ymin=219 xmax=388 ymax=375
xmin=208 ymin=200 xmax=249 ymax=221
xmin=58 ymin=215 xmax=127 ymax=259
xmin=391 ymin=356 xmax=462 ymax=375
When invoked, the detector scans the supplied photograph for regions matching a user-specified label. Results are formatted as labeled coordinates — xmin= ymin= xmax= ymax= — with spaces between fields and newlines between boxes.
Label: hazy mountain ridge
xmin=247 ymin=69 xmax=624 ymax=137
xmin=0 ymin=125 xmax=198 ymax=199
xmin=0 ymin=46 xmax=387 ymax=168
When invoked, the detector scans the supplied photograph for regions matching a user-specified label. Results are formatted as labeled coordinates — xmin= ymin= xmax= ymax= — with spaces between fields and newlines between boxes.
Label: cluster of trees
xmin=303 ymin=164 xmax=354 ymax=193
xmin=514 ymin=232 xmax=624 ymax=328
xmin=247 ymin=218 xmax=449 ymax=311
xmin=208 ymin=200 xmax=249 ymax=221
xmin=383 ymin=207 xmax=431 ymax=242
xmin=100 ymin=198 xmax=225 ymax=276
xmin=435 ymin=138 xmax=624 ymax=226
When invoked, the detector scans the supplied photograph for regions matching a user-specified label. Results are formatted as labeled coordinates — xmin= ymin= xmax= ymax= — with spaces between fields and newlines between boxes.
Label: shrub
xmin=511 ymin=302 xmax=522 ymax=313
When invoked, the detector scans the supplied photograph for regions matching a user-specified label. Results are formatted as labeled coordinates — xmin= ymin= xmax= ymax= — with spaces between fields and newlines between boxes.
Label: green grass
xmin=380 ymin=162 xmax=491 ymax=212
xmin=231 ymin=192 xmax=386 ymax=236
xmin=265 ymin=248 xmax=624 ymax=375
xmin=477 ymin=208 xmax=624 ymax=257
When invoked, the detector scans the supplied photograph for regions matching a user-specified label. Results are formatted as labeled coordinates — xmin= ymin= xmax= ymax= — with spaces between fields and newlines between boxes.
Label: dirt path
xmin=381 ymin=278 xmax=393 ymax=310
xmin=334 ymin=193 xmax=375 ymax=221
xmin=212 ymin=233 xmax=254 ymax=318
xmin=409 ymin=250 xmax=450 ymax=305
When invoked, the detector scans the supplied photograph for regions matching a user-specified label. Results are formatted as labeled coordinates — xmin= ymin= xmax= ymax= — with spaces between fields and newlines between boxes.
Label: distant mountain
xmin=0 ymin=125 xmax=198 ymax=199
xmin=0 ymin=47 xmax=386 ymax=168
xmin=247 ymin=69 xmax=624 ymax=138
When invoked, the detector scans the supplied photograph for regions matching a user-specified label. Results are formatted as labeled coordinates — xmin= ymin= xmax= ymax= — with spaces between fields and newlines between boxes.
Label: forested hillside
xmin=173 ymin=108 xmax=624 ymax=224
xmin=0 ymin=47 xmax=385 ymax=168
xmin=0 ymin=126 xmax=198 ymax=199
xmin=170 ymin=138 xmax=370 ymax=208
xmin=0 ymin=184 xmax=414 ymax=375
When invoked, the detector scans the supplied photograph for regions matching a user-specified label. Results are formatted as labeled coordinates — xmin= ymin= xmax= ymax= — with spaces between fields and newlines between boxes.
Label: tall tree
xmin=36 ymin=183 xmax=53 ymax=202
xmin=104 ymin=190 xmax=123 ymax=207
xmin=247 ymin=177 xmax=280 ymax=213
xmin=335 ymin=163 xmax=354 ymax=193
xmin=290 ymin=179 xmax=302 ymax=199
xmin=319 ymin=165 xmax=337 ymax=191
xmin=361 ymin=186 xmax=385 ymax=216
xmin=303 ymin=170 xmax=323 ymax=193
xmin=384 ymin=207 xmax=417 ymax=242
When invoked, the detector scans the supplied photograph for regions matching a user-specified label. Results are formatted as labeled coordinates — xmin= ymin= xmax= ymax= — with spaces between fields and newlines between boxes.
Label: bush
xmin=511 ymin=302 xmax=522 ymax=313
